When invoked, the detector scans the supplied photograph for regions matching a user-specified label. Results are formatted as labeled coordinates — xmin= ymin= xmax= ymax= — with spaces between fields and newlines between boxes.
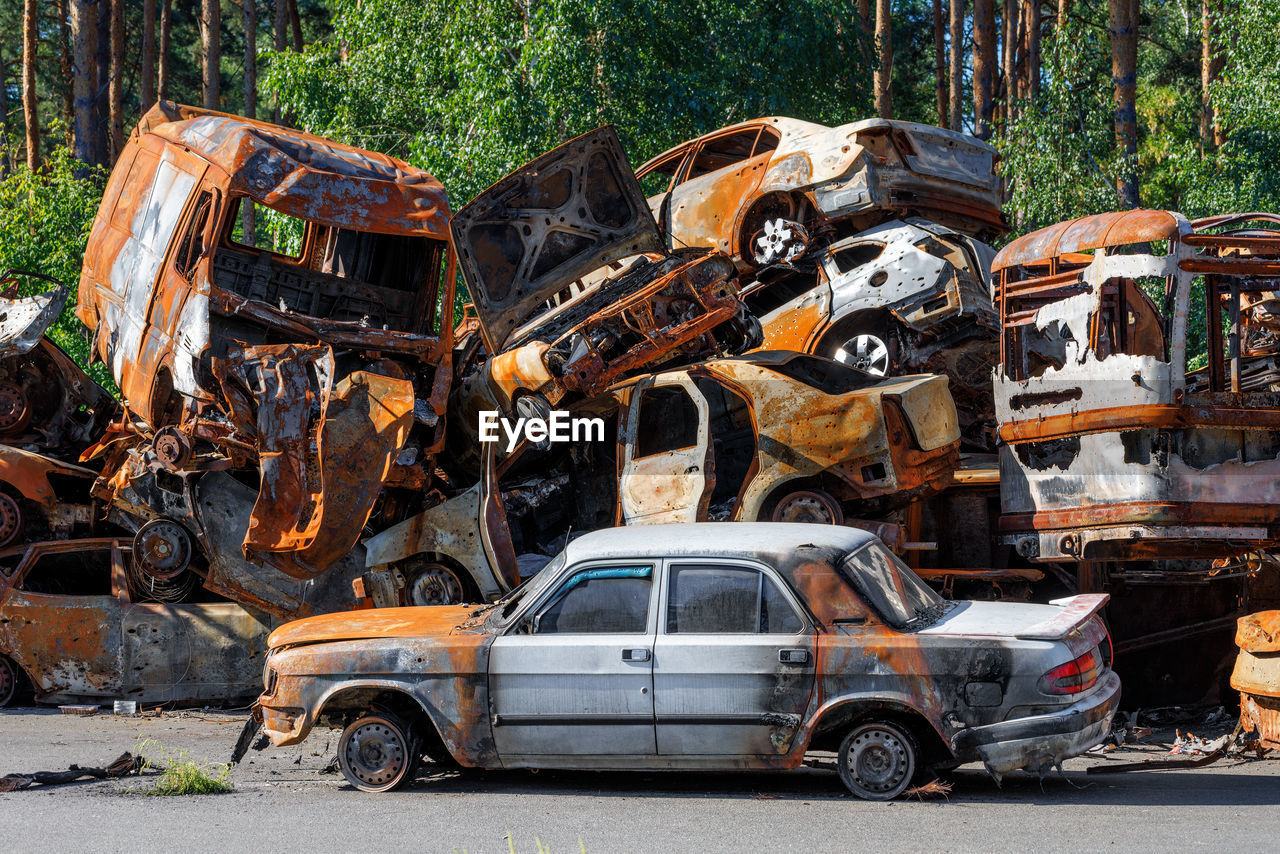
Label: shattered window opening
xmin=173 ymin=190 xmax=218 ymax=283
xmin=685 ymin=129 xmax=767 ymax=181
xmin=18 ymin=548 xmax=116 ymax=597
xmin=228 ymin=199 xmax=306 ymax=258
xmin=831 ymin=242 xmax=887 ymax=275
xmin=635 ymin=385 xmax=699 ymax=457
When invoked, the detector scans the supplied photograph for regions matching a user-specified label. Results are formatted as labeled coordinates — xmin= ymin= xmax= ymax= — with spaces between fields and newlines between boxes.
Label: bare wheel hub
xmin=0 ymin=492 xmax=23 ymax=547
xmin=152 ymin=426 xmax=193 ymax=471
xmin=0 ymin=381 xmax=31 ymax=435
xmin=340 ymin=717 xmax=410 ymax=791
xmin=844 ymin=725 xmax=914 ymax=798
xmin=834 ymin=333 xmax=891 ymax=376
xmin=408 ymin=564 xmax=465 ymax=606
xmin=134 ymin=519 xmax=193 ymax=580
xmin=770 ymin=490 xmax=843 ymax=525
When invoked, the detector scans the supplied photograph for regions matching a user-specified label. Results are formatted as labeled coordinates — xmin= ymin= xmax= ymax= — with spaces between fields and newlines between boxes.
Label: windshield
xmin=494 ymin=552 xmax=567 ymax=623
xmin=840 ymin=542 xmax=945 ymax=629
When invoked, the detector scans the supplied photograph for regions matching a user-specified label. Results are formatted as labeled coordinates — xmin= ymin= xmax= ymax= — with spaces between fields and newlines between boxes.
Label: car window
xmin=18 ymin=549 xmax=115 ymax=596
xmin=535 ymin=565 xmax=652 ymax=634
xmin=685 ymin=129 xmax=764 ymax=181
xmin=635 ymin=385 xmax=699 ymax=456
xmin=173 ymin=189 xmax=218 ymax=282
xmin=752 ymin=127 xmax=781 ymax=157
xmin=637 ymin=151 xmax=685 ymax=198
xmin=841 ymin=542 xmax=945 ymax=629
xmin=666 ymin=564 xmax=802 ymax=634
xmin=830 ymin=242 xmax=886 ymax=275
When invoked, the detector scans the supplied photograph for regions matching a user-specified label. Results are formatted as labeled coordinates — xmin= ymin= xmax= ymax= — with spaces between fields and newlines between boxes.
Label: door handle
xmin=778 ymin=648 xmax=809 ymax=665
xmin=622 ymin=648 xmax=651 ymax=662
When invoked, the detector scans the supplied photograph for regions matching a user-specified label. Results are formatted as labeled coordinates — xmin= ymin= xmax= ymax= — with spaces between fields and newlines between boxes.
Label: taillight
xmin=1039 ymin=649 xmax=1099 ymax=695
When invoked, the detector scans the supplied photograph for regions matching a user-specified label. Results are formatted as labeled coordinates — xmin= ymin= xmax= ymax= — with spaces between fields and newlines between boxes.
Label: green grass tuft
xmin=133 ymin=737 xmax=234 ymax=796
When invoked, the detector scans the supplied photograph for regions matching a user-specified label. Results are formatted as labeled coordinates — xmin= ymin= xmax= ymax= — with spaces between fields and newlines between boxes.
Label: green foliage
xmin=134 ymin=737 xmax=234 ymax=796
xmin=263 ymin=0 xmax=875 ymax=208
xmin=0 ymin=144 xmax=112 ymax=387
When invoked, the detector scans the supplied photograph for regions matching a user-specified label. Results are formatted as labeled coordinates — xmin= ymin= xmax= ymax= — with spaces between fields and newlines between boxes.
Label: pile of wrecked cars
xmin=1 ymin=100 xmax=1276 ymax=797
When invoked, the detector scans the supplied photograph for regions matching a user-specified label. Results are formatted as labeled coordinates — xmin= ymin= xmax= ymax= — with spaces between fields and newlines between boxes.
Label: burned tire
xmin=768 ymin=489 xmax=844 ymax=525
xmin=0 ymin=654 xmax=23 ymax=707
xmin=837 ymin=721 xmax=918 ymax=800
xmin=338 ymin=715 xmax=418 ymax=792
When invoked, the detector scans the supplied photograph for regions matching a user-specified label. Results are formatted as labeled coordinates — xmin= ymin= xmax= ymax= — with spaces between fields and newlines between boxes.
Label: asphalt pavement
xmin=1 ymin=706 xmax=1277 ymax=853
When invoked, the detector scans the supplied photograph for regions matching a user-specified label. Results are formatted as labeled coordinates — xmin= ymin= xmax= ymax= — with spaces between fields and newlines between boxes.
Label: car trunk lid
xmin=916 ymin=594 xmax=1109 ymax=641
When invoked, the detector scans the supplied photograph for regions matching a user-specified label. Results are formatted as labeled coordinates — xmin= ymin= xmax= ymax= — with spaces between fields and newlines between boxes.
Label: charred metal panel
xmin=452 ymin=126 xmax=665 ymax=355
xmin=1232 ymin=611 xmax=1280 ymax=748
xmin=994 ymin=211 xmax=1280 ymax=560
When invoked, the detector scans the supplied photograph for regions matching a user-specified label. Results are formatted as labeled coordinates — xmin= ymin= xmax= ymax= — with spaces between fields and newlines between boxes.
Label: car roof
xmin=560 ymin=522 xmax=876 ymax=566
xmin=134 ymin=101 xmax=451 ymax=239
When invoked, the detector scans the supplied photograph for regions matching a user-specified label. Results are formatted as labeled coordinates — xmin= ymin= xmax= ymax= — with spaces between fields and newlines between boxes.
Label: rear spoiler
xmin=1013 ymin=594 xmax=1109 ymax=640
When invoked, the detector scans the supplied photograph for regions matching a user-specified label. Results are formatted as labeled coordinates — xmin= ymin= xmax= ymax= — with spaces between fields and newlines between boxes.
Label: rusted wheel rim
xmin=0 ymin=382 xmax=30 ymax=435
xmin=134 ymin=519 xmax=193 ymax=580
xmin=834 ymin=333 xmax=891 ymax=376
xmin=840 ymin=723 xmax=915 ymax=800
xmin=339 ymin=716 xmax=411 ymax=792
xmin=0 ymin=655 xmax=18 ymax=707
xmin=408 ymin=564 xmax=465 ymax=607
xmin=770 ymin=490 xmax=843 ymax=526
xmin=0 ymin=492 xmax=23 ymax=547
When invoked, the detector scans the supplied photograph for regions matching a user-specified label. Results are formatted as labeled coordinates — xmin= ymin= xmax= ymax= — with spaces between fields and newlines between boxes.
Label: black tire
xmin=0 ymin=654 xmax=22 ymax=707
xmin=337 ymin=715 xmax=419 ymax=792
xmin=837 ymin=721 xmax=918 ymax=800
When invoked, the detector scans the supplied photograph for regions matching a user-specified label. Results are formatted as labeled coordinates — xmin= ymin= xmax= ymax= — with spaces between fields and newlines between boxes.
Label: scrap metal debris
xmin=0 ymin=752 xmax=140 ymax=791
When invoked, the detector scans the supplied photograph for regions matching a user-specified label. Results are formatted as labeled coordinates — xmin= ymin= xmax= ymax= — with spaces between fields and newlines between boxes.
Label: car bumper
xmin=951 ymin=669 xmax=1120 ymax=776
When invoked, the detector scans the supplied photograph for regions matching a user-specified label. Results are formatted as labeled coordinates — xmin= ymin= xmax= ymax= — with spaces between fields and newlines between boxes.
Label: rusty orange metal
xmin=1231 ymin=610 xmax=1280 ymax=748
xmin=74 ymin=101 xmax=457 ymax=580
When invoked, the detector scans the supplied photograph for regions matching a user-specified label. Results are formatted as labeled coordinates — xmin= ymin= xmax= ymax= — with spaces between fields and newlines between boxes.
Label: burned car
xmin=257 ymin=523 xmax=1118 ymax=799
xmin=0 ymin=272 xmax=119 ymax=459
xmin=451 ymin=127 xmax=759 ymax=418
xmin=75 ymin=101 xmax=457 ymax=579
xmin=635 ymin=117 xmax=1005 ymax=269
xmin=741 ymin=217 xmax=998 ymax=448
xmin=367 ymin=352 xmax=960 ymax=605
xmin=994 ymin=209 xmax=1280 ymax=561
xmin=0 ymin=538 xmax=272 ymax=706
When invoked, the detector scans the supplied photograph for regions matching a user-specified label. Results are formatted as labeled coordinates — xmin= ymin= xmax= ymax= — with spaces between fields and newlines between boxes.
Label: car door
xmin=488 ymin=562 xmax=658 ymax=760
xmin=619 ymin=374 xmax=713 ymax=524
xmin=665 ymin=126 xmax=775 ymax=256
xmin=653 ymin=560 xmax=815 ymax=757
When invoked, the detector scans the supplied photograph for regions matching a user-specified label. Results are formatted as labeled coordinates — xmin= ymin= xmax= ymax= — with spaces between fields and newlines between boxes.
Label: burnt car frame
xmin=0 ymin=537 xmax=272 ymax=706
xmin=635 ymin=117 xmax=1005 ymax=270
xmin=993 ymin=209 xmax=1280 ymax=561
xmin=366 ymin=352 xmax=960 ymax=606
xmin=75 ymin=101 xmax=456 ymax=579
xmin=451 ymin=126 xmax=758 ymax=417
xmin=257 ymin=524 xmax=1118 ymax=799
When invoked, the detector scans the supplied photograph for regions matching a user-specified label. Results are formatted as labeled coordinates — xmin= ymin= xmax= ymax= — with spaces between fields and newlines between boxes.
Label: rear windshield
xmin=756 ymin=354 xmax=880 ymax=394
xmin=840 ymin=542 xmax=945 ymax=629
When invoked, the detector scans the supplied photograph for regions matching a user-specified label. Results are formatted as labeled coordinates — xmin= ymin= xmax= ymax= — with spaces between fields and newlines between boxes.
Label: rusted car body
xmin=74 ymin=101 xmax=456 ymax=579
xmin=0 ymin=538 xmax=272 ymax=705
xmin=636 ymin=117 xmax=1005 ymax=269
xmin=0 ymin=446 xmax=97 ymax=546
xmin=257 ymin=524 xmax=1118 ymax=798
xmin=993 ymin=209 xmax=1280 ymax=561
xmin=1231 ymin=609 xmax=1280 ymax=749
xmin=741 ymin=217 xmax=998 ymax=448
xmin=0 ymin=273 xmax=118 ymax=458
xmin=452 ymin=127 xmax=757 ymax=416
xmin=368 ymin=352 xmax=959 ymax=605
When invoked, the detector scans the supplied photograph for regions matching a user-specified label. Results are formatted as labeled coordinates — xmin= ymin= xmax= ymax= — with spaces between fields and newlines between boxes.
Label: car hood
xmin=267 ymin=605 xmax=479 ymax=649
xmin=916 ymin=594 xmax=1108 ymax=640
xmin=0 ymin=283 xmax=70 ymax=359
xmin=451 ymin=126 xmax=665 ymax=354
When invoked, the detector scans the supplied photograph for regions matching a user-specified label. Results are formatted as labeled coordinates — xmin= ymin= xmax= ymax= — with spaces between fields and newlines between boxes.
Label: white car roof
xmin=559 ymin=522 xmax=876 ymax=566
